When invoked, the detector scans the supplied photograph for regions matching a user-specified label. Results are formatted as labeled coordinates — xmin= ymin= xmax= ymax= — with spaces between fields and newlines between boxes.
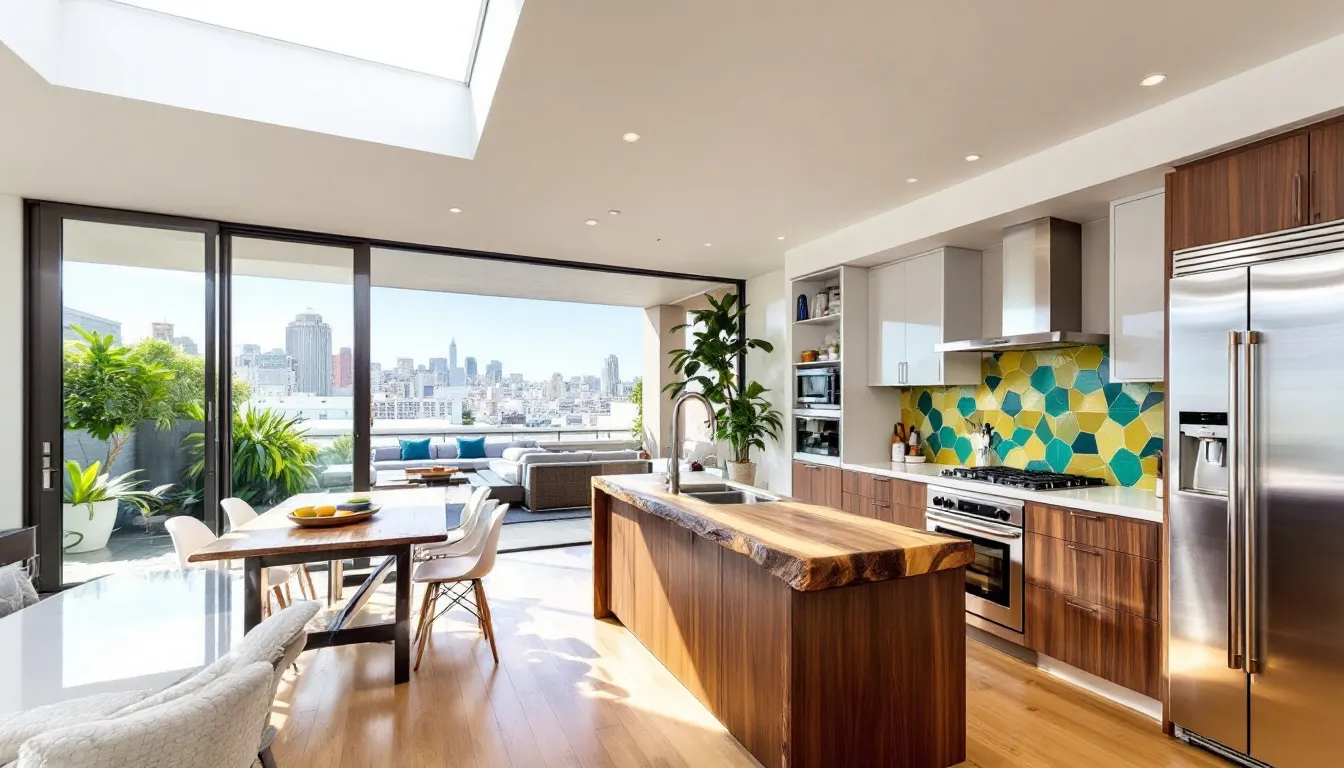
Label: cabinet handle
xmin=1067 ymin=510 xmax=1100 ymax=520
xmin=1066 ymin=600 xmax=1100 ymax=614
xmin=1312 ymin=169 xmax=1320 ymax=223
xmin=1067 ymin=545 xmax=1101 ymax=557
xmin=1294 ymin=172 xmax=1302 ymax=225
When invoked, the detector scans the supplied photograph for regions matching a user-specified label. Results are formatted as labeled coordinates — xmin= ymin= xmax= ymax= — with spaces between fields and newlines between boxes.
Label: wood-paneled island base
xmin=591 ymin=474 xmax=974 ymax=768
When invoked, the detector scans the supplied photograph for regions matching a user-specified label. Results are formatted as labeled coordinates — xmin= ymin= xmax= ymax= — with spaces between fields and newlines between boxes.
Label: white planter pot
xmin=62 ymin=499 xmax=119 ymax=553
xmin=726 ymin=460 xmax=757 ymax=486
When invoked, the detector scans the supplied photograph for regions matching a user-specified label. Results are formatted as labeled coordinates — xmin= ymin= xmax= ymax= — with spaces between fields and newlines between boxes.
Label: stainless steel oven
xmin=925 ymin=485 xmax=1025 ymax=643
xmin=795 ymin=364 xmax=840 ymax=409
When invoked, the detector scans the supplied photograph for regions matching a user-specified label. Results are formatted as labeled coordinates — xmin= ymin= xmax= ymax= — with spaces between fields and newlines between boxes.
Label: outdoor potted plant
xmin=63 ymin=460 xmax=171 ymax=553
xmin=665 ymin=293 xmax=782 ymax=486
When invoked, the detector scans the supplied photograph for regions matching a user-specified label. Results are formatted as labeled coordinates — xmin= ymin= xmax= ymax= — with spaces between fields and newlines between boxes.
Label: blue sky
xmin=63 ymin=263 xmax=644 ymax=381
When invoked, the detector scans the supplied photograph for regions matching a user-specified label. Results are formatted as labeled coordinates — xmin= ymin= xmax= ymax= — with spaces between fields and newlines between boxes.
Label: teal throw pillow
xmin=399 ymin=438 xmax=431 ymax=461
xmin=457 ymin=436 xmax=487 ymax=459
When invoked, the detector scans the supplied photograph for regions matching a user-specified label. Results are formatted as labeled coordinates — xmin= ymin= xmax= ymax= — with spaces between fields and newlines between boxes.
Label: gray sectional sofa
xmin=370 ymin=441 xmax=650 ymax=511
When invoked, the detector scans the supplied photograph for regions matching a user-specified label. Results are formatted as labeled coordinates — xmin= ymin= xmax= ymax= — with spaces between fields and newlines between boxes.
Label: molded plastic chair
xmin=415 ymin=485 xmax=492 ymax=561
xmin=221 ymin=497 xmax=315 ymax=599
xmin=164 ymin=516 xmax=298 ymax=614
xmin=412 ymin=503 xmax=510 ymax=669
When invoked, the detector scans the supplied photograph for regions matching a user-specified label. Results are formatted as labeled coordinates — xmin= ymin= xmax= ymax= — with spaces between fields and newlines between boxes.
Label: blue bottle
xmin=796 ymin=294 xmax=809 ymax=321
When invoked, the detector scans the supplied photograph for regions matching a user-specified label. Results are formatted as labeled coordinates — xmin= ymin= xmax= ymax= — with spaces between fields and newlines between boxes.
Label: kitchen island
xmin=592 ymin=473 xmax=975 ymax=768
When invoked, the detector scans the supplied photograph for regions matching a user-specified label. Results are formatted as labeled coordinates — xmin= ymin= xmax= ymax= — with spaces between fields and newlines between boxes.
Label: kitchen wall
xmin=978 ymin=217 xmax=1109 ymax=337
xmin=899 ymin=346 xmax=1163 ymax=489
xmin=746 ymin=268 xmax=790 ymax=494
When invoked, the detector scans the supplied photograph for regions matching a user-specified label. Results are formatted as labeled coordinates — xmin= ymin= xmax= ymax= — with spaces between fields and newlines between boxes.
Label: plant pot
xmin=726 ymin=460 xmax=757 ymax=486
xmin=62 ymin=499 xmax=119 ymax=553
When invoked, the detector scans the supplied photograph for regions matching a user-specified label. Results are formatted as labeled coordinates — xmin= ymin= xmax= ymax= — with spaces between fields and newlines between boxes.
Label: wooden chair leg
xmin=473 ymin=580 xmax=499 ymax=664
xmin=413 ymin=585 xmax=438 ymax=672
xmin=258 ymin=746 xmax=278 ymax=768
xmin=272 ymin=585 xmax=288 ymax=610
xmin=414 ymin=585 xmax=434 ymax=643
xmin=284 ymin=582 xmax=293 ymax=604
xmin=300 ymin=565 xmax=317 ymax=601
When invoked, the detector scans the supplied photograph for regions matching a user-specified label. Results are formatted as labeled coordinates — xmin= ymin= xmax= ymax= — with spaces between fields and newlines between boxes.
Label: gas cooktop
xmin=940 ymin=466 xmax=1107 ymax=491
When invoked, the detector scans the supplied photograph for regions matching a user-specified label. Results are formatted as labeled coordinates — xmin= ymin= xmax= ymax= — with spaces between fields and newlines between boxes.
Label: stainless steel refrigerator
xmin=1169 ymin=220 xmax=1344 ymax=767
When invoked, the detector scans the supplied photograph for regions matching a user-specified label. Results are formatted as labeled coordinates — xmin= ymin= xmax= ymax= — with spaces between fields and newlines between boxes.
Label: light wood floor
xmin=270 ymin=546 xmax=1226 ymax=768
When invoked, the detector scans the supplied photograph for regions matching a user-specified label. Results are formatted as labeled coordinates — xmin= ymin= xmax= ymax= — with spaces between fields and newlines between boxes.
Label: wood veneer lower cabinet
xmin=597 ymin=496 xmax=967 ymax=768
xmin=840 ymin=470 xmax=927 ymax=529
xmin=792 ymin=461 xmax=842 ymax=508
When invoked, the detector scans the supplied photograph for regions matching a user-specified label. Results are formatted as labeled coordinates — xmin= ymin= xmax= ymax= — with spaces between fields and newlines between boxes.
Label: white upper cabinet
xmin=867 ymin=248 xmax=982 ymax=387
xmin=1110 ymin=190 xmax=1166 ymax=382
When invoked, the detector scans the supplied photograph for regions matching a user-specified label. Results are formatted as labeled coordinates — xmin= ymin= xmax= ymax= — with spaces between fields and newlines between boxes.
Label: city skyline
xmin=62 ymin=261 xmax=645 ymax=380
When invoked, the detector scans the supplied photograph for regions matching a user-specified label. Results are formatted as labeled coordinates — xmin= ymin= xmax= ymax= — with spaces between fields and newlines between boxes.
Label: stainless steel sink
xmin=682 ymin=486 xmax=779 ymax=505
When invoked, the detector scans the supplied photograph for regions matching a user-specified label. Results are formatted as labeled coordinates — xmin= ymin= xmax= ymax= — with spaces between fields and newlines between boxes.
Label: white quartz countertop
xmin=840 ymin=461 xmax=1164 ymax=523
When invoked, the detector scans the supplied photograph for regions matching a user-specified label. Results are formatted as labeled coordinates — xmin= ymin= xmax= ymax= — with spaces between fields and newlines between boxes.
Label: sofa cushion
xmin=501 ymin=446 xmax=545 ymax=462
xmin=483 ymin=441 xmax=509 ymax=458
xmin=520 ymin=451 xmax=592 ymax=466
xmin=588 ymin=450 xmax=639 ymax=462
xmin=488 ymin=459 xmax=520 ymax=484
xmin=432 ymin=443 xmax=459 ymax=460
xmin=372 ymin=445 xmax=401 ymax=462
xmin=0 ymin=690 xmax=151 ymax=765
xmin=456 ymin=437 xmax=487 ymax=459
xmin=399 ymin=438 xmax=431 ymax=461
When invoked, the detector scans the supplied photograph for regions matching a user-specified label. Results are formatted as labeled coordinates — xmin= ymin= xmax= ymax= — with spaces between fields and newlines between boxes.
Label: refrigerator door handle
xmin=1227 ymin=330 xmax=1244 ymax=671
xmin=1245 ymin=330 xmax=1262 ymax=674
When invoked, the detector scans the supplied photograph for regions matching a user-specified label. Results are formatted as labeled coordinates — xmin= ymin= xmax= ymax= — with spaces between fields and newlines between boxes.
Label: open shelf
xmin=794 ymin=408 xmax=842 ymax=420
xmin=793 ymin=453 xmax=841 ymax=467
xmin=794 ymin=359 xmax=840 ymax=368
xmin=794 ymin=313 xmax=841 ymax=327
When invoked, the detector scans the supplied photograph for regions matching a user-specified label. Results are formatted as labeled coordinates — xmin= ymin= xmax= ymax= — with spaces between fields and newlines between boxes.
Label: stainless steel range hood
xmin=936 ymin=217 xmax=1108 ymax=353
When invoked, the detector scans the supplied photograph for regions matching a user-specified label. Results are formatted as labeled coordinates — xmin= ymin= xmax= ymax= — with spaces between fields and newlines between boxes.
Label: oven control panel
xmin=926 ymin=486 xmax=1024 ymax=528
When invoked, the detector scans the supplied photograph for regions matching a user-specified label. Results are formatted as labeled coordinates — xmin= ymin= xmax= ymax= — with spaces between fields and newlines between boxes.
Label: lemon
xmin=293 ymin=506 xmax=317 ymax=518
xmin=315 ymin=505 xmax=338 ymax=518
xmin=335 ymin=510 xmax=358 ymax=517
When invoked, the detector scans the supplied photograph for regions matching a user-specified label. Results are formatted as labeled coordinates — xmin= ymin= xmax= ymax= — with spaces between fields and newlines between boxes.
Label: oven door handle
xmin=926 ymin=511 xmax=1022 ymax=540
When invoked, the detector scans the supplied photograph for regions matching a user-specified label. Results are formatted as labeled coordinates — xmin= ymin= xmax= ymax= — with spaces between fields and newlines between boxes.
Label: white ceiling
xmin=7 ymin=1 xmax=1344 ymax=279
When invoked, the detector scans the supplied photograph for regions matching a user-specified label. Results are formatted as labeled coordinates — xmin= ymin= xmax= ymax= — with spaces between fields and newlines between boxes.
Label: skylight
xmin=111 ymin=0 xmax=490 ymax=82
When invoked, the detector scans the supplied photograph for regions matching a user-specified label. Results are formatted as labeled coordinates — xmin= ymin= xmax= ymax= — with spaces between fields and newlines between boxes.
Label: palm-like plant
xmin=63 ymin=460 xmax=172 ymax=519
xmin=664 ymin=293 xmax=781 ymax=464
xmin=184 ymin=406 xmax=318 ymax=507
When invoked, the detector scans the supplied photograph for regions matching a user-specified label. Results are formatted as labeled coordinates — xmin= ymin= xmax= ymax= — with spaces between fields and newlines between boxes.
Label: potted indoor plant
xmin=63 ymin=460 xmax=170 ymax=553
xmin=665 ymin=293 xmax=782 ymax=486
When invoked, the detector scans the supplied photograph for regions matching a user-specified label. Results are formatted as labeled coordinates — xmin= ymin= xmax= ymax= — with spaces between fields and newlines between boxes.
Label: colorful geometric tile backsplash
xmin=899 ymin=346 xmax=1163 ymax=489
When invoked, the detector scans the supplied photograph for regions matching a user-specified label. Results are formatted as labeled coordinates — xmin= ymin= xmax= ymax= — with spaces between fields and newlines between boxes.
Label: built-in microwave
xmin=796 ymin=365 xmax=840 ymax=409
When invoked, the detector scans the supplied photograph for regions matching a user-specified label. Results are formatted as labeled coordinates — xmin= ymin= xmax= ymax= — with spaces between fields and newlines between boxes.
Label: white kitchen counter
xmin=841 ymin=461 xmax=1163 ymax=523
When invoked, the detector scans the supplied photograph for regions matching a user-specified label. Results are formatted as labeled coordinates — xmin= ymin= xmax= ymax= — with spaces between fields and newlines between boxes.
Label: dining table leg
xmin=243 ymin=557 xmax=268 ymax=633
xmin=327 ymin=559 xmax=344 ymax=607
xmin=395 ymin=546 xmax=412 ymax=683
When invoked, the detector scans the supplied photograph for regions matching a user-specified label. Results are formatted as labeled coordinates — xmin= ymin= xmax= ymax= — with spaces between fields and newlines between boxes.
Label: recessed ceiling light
xmin=965 ymin=154 xmax=981 ymax=162
xmin=608 ymin=209 xmax=621 ymax=216
xmin=1140 ymin=73 xmax=1167 ymax=87
xmin=703 ymin=242 xmax=712 ymax=247
xmin=777 ymin=235 xmax=786 ymax=241
xmin=584 ymin=219 xmax=598 ymax=226
xmin=906 ymin=177 xmax=918 ymax=183
xmin=449 ymin=207 xmax=462 ymax=213
xmin=622 ymin=132 xmax=641 ymax=143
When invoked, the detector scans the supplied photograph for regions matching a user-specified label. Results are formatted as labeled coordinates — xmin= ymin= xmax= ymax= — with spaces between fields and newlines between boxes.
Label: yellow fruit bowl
xmin=287 ymin=504 xmax=381 ymax=528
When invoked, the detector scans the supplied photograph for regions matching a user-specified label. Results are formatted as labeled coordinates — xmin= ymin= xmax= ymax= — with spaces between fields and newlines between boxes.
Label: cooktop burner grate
xmin=940 ymin=466 xmax=1108 ymax=491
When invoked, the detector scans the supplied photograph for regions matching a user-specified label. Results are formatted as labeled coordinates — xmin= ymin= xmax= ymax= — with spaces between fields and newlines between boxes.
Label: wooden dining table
xmin=188 ymin=487 xmax=449 ymax=684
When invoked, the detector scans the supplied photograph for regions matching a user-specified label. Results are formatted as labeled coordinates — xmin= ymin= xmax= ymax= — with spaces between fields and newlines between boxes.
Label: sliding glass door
xmin=28 ymin=204 xmax=221 ymax=589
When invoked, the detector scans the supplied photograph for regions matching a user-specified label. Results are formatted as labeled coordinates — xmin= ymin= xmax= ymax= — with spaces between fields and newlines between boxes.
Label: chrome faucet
xmin=667 ymin=391 xmax=718 ymax=494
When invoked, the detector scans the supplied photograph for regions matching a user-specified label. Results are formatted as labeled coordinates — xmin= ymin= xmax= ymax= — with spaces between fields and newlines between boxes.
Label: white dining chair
xmin=412 ymin=503 xmax=510 ymax=669
xmin=415 ymin=488 xmax=495 ymax=562
xmin=164 ymin=516 xmax=298 ymax=615
xmin=220 ymin=497 xmax=316 ymax=600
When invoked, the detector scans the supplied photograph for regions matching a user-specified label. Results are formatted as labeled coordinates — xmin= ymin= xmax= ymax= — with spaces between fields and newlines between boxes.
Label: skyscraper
xmin=486 ymin=360 xmax=503 ymax=384
xmin=465 ymin=357 xmax=478 ymax=380
xmin=601 ymin=354 xmax=620 ymax=396
xmin=332 ymin=347 xmax=353 ymax=388
xmin=285 ymin=311 xmax=333 ymax=395
xmin=151 ymin=321 xmax=174 ymax=342
xmin=428 ymin=357 xmax=448 ymax=378
xmin=449 ymin=338 xmax=458 ymax=370
xmin=546 ymin=372 xmax=565 ymax=399
xmin=396 ymin=357 xmax=413 ymax=373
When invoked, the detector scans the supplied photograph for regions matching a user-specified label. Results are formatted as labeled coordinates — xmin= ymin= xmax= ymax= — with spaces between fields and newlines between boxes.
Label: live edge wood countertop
xmin=592 ymin=473 xmax=973 ymax=591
